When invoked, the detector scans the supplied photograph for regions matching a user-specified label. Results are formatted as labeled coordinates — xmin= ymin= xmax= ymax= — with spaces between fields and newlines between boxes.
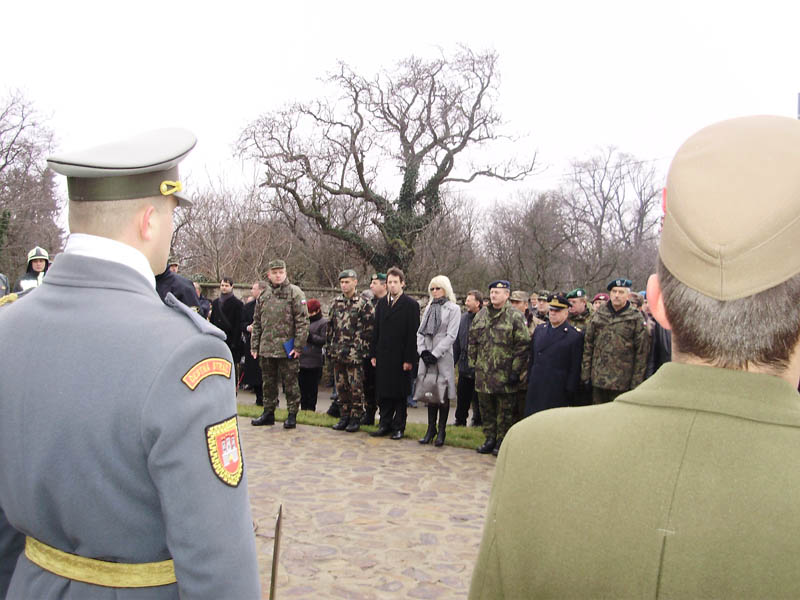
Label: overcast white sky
xmin=4 ymin=0 xmax=799 ymax=202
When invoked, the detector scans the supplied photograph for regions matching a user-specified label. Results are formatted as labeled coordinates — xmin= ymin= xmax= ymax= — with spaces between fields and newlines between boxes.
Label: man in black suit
xmin=369 ymin=267 xmax=420 ymax=439
xmin=211 ymin=277 xmax=244 ymax=379
xmin=524 ymin=294 xmax=584 ymax=417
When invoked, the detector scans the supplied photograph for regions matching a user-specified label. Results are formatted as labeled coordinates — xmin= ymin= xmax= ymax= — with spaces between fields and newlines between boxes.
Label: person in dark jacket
xmin=524 ymin=294 xmax=584 ymax=417
xmin=194 ymin=281 xmax=211 ymax=319
xmin=211 ymin=277 xmax=243 ymax=371
xmin=13 ymin=246 xmax=50 ymax=293
xmin=452 ymin=290 xmax=483 ymax=426
xmin=299 ymin=298 xmax=328 ymax=411
xmin=369 ymin=267 xmax=420 ymax=439
xmin=241 ymin=281 xmax=266 ymax=405
xmin=154 ymin=262 xmax=200 ymax=311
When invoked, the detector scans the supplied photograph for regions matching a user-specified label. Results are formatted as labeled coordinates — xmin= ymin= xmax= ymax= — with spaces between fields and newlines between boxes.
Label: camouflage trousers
xmin=333 ymin=361 xmax=365 ymax=418
xmin=478 ymin=392 xmax=516 ymax=443
xmin=592 ymin=387 xmax=623 ymax=405
xmin=260 ymin=356 xmax=300 ymax=413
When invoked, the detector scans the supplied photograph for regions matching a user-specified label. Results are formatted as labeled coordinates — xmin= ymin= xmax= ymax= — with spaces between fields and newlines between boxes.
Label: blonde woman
xmin=416 ymin=275 xmax=461 ymax=446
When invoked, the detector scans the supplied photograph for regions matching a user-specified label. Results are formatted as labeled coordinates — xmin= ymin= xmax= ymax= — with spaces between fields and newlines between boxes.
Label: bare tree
xmin=238 ymin=47 xmax=535 ymax=275
xmin=0 ymin=91 xmax=63 ymax=281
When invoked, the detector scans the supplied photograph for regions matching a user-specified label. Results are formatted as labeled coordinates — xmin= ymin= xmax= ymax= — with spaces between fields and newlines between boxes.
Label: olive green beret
xmin=338 ymin=269 xmax=357 ymax=280
xmin=47 ymin=128 xmax=196 ymax=207
xmin=662 ymin=116 xmax=800 ymax=300
xmin=566 ymin=288 xmax=586 ymax=299
xmin=268 ymin=259 xmax=286 ymax=270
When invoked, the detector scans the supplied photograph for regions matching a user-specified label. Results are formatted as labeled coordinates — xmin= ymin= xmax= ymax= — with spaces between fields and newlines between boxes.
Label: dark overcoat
xmin=524 ymin=321 xmax=584 ymax=417
xmin=370 ymin=293 xmax=420 ymax=398
xmin=211 ymin=294 xmax=243 ymax=360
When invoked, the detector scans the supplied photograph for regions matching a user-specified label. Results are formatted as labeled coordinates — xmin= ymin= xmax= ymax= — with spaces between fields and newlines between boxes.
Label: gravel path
xmin=241 ymin=417 xmax=496 ymax=599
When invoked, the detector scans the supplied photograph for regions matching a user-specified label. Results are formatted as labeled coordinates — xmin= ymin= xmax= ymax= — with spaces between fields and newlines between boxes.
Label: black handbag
xmin=413 ymin=365 xmax=446 ymax=405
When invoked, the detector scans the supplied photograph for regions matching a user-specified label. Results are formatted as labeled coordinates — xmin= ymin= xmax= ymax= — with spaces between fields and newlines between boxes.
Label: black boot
xmin=332 ymin=415 xmax=349 ymax=430
xmin=370 ymin=422 xmax=392 ymax=437
xmin=492 ymin=438 xmax=502 ymax=456
xmin=361 ymin=406 xmax=376 ymax=426
xmin=326 ymin=401 xmax=341 ymax=418
xmin=476 ymin=437 xmax=496 ymax=454
xmin=283 ymin=412 xmax=297 ymax=429
xmin=418 ymin=405 xmax=438 ymax=444
xmin=434 ymin=404 xmax=449 ymax=447
xmin=251 ymin=410 xmax=274 ymax=426
xmin=345 ymin=418 xmax=361 ymax=433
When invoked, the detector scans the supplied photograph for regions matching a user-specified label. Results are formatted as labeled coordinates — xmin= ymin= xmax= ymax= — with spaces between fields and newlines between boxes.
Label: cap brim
xmin=175 ymin=193 xmax=192 ymax=208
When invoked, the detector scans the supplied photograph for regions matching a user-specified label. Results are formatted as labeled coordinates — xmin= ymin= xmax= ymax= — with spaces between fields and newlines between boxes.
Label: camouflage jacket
xmin=251 ymin=279 xmax=309 ymax=358
xmin=581 ymin=301 xmax=650 ymax=391
xmin=568 ymin=307 xmax=593 ymax=332
xmin=468 ymin=303 xmax=530 ymax=394
xmin=326 ymin=293 xmax=374 ymax=364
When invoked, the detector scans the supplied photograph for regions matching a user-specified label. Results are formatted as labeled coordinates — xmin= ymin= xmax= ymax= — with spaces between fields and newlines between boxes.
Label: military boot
xmin=418 ymin=406 xmax=438 ymax=444
xmin=251 ymin=411 xmax=275 ymax=426
xmin=326 ymin=400 xmax=341 ymax=418
xmin=283 ymin=412 xmax=297 ymax=429
xmin=361 ymin=406 xmax=376 ymax=426
xmin=476 ymin=437 xmax=496 ymax=454
xmin=332 ymin=416 xmax=349 ymax=431
xmin=345 ymin=418 xmax=361 ymax=433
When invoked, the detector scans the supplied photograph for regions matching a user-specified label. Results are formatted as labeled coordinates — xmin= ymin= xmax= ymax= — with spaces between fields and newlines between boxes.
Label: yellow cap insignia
xmin=159 ymin=180 xmax=183 ymax=196
xmin=205 ymin=415 xmax=243 ymax=487
xmin=182 ymin=358 xmax=232 ymax=390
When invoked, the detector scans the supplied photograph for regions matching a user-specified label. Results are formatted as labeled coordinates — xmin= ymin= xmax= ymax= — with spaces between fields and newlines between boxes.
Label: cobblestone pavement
xmin=241 ymin=417 xmax=497 ymax=599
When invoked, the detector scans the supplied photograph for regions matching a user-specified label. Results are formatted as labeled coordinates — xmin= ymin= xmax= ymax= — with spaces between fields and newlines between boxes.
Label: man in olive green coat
xmin=581 ymin=277 xmax=649 ymax=404
xmin=250 ymin=259 xmax=309 ymax=428
xmin=468 ymin=280 xmax=530 ymax=456
xmin=470 ymin=115 xmax=800 ymax=598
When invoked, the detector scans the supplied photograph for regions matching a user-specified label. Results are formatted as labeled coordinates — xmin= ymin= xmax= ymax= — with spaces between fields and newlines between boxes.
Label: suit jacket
xmin=211 ymin=293 xmax=243 ymax=359
xmin=470 ymin=362 xmax=800 ymax=599
xmin=0 ymin=253 xmax=259 ymax=599
xmin=371 ymin=293 xmax=420 ymax=398
xmin=524 ymin=320 xmax=583 ymax=417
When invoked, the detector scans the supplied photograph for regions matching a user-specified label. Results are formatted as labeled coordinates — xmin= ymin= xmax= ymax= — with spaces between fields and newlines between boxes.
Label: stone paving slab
xmin=240 ymin=417 xmax=496 ymax=599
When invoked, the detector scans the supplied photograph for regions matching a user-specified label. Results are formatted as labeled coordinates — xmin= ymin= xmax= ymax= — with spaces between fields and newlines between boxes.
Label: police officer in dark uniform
xmin=0 ymin=129 xmax=260 ymax=598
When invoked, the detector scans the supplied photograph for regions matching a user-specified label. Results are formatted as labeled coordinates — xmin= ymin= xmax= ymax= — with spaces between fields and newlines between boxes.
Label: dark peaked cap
xmin=47 ymin=128 xmax=197 ymax=207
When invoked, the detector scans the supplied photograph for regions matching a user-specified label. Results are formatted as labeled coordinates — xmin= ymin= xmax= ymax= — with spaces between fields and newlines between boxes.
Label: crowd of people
xmin=5 ymin=115 xmax=800 ymax=597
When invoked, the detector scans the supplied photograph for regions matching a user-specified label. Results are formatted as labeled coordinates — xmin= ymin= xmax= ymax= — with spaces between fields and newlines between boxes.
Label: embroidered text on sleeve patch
xmin=182 ymin=358 xmax=232 ymax=390
xmin=205 ymin=415 xmax=243 ymax=487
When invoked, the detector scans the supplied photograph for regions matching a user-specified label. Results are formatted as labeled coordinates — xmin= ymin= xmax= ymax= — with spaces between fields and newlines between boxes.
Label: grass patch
xmin=237 ymin=403 xmax=485 ymax=450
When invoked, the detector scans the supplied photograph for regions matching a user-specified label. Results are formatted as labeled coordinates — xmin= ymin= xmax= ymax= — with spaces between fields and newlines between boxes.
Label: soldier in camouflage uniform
xmin=250 ymin=259 xmax=309 ymax=429
xmin=566 ymin=287 xmax=593 ymax=332
xmin=469 ymin=280 xmax=530 ymax=456
xmin=581 ymin=278 xmax=650 ymax=405
xmin=509 ymin=290 xmax=541 ymax=424
xmin=327 ymin=269 xmax=375 ymax=433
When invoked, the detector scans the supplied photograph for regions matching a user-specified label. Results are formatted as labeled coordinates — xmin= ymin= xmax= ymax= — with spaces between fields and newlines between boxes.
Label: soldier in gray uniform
xmin=0 ymin=129 xmax=260 ymax=599
xmin=250 ymin=259 xmax=309 ymax=428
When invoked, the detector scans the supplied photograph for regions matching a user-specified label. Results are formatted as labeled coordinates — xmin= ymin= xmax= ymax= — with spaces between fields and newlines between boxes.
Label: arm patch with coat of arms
xmin=205 ymin=415 xmax=243 ymax=487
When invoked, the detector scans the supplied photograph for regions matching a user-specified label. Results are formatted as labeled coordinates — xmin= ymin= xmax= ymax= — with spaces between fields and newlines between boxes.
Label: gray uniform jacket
xmin=416 ymin=300 xmax=461 ymax=399
xmin=0 ymin=253 xmax=260 ymax=599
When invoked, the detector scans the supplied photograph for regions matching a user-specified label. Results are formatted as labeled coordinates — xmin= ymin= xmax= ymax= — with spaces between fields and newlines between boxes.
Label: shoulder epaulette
xmin=164 ymin=292 xmax=225 ymax=340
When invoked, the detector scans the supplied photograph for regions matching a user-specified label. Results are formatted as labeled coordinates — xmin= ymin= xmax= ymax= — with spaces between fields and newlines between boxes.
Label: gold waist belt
xmin=25 ymin=536 xmax=176 ymax=588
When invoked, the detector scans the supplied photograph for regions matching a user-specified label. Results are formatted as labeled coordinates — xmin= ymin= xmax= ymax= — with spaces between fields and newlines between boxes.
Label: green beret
xmin=269 ymin=259 xmax=286 ymax=270
xmin=607 ymin=278 xmax=633 ymax=291
xmin=47 ymin=128 xmax=196 ymax=207
xmin=371 ymin=273 xmax=387 ymax=281
xmin=566 ymin=288 xmax=586 ymax=299
xmin=339 ymin=269 xmax=358 ymax=280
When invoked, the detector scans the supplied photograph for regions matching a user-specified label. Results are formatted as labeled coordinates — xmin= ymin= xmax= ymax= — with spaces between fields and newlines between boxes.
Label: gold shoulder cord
xmin=25 ymin=537 xmax=176 ymax=588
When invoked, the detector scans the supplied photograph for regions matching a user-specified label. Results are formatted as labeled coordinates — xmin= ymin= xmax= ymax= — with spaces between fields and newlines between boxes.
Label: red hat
xmin=592 ymin=293 xmax=609 ymax=303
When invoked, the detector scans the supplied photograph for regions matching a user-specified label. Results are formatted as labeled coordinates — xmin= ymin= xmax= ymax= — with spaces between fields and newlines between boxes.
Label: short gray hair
xmin=658 ymin=256 xmax=800 ymax=372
